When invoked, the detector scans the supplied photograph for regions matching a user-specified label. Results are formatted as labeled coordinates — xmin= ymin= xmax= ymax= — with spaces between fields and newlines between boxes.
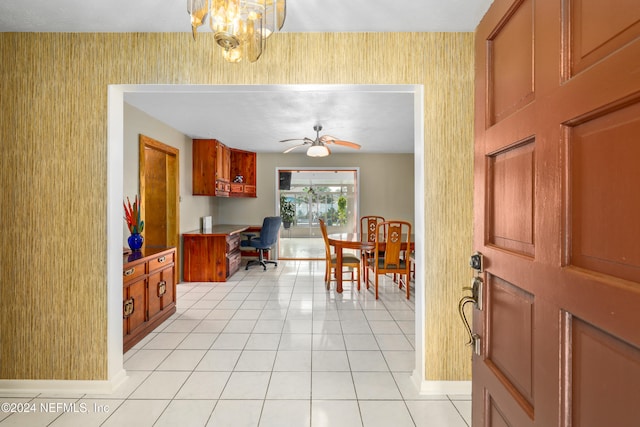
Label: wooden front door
xmin=472 ymin=0 xmax=640 ymax=425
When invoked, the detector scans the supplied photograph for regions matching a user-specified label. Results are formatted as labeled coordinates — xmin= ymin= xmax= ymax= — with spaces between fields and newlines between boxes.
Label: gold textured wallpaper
xmin=0 ymin=32 xmax=473 ymax=381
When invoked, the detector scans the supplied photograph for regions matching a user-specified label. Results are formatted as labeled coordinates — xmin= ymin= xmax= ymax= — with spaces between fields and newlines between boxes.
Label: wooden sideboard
xmin=183 ymin=225 xmax=250 ymax=282
xmin=123 ymin=246 xmax=176 ymax=352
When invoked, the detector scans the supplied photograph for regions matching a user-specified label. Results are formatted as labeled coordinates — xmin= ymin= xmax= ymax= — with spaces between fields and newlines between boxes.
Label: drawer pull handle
xmin=157 ymin=256 xmax=166 ymax=263
xmin=157 ymin=281 xmax=167 ymax=297
xmin=124 ymin=268 xmax=135 ymax=277
xmin=123 ymin=298 xmax=135 ymax=317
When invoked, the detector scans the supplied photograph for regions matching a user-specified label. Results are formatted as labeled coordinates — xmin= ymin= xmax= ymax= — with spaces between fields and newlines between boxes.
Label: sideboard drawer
xmin=149 ymin=251 xmax=174 ymax=272
xmin=123 ymin=263 xmax=145 ymax=283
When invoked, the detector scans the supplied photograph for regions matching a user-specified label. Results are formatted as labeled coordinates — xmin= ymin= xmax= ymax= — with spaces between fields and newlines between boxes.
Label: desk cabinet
xmin=183 ymin=225 xmax=249 ymax=282
xmin=123 ymin=247 xmax=176 ymax=352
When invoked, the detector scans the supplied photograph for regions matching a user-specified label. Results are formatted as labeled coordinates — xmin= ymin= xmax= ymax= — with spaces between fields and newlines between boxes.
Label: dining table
xmin=327 ymin=232 xmax=415 ymax=293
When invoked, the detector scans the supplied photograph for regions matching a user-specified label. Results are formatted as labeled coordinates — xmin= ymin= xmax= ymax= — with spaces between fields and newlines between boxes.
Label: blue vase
xmin=128 ymin=233 xmax=144 ymax=251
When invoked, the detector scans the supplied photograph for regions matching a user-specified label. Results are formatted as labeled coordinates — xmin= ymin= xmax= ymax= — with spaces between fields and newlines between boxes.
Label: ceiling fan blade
xmin=283 ymin=144 xmax=306 ymax=154
xmin=321 ymin=137 xmax=361 ymax=149
xmin=280 ymin=137 xmax=314 ymax=144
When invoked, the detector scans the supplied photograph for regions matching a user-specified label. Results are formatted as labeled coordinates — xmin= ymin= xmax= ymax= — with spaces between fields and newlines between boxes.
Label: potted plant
xmin=280 ymin=195 xmax=295 ymax=229
xmin=337 ymin=194 xmax=347 ymax=226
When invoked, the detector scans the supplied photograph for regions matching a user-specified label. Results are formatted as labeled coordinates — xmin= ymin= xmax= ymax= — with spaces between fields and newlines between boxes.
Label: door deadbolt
xmin=469 ymin=251 xmax=483 ymax=272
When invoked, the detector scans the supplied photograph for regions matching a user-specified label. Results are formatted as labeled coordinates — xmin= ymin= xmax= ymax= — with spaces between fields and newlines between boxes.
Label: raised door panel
xmin=569 ymin=0 xmax=640 ymax=75
xmin=487 ymin=140 xmax=535 ymax=256
xmin=487 ymin=0 xmax=535 ymax=126
xmin=567 ymin=316 xmax=640 ymax=427
xmin=569 ymin=102 xmax=640 ymax=283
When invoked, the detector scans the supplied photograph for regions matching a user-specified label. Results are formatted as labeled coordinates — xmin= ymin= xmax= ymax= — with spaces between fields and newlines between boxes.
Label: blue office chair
xmin=241 ymin=216 xmax=282 ymax=270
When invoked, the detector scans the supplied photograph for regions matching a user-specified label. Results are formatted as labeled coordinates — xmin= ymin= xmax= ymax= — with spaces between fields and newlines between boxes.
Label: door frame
xmin=276 ymin=167 xmax=360 ymax=259
xmin=139 ymin=134 xmax=180 ymax=284
xmin=107 ymin=84 xmax=429 ymax=393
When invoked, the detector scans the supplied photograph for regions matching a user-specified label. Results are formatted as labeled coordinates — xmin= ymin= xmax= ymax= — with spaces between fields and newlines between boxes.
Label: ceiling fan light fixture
xmin=282 ymin=124 xmax=360 ymax=157
xmin=306 ymin=144 xmax=330 ymax=157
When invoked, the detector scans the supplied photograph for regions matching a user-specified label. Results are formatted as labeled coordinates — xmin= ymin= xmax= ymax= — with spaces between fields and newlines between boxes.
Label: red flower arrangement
xmin=123 ymin=195 xmax=144 ymax=234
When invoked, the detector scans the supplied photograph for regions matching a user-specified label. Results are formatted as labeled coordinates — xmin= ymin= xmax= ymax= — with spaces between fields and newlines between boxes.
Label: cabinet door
xmin=192 ymin=139 xmax=217 ymax=195
xmin=147 ymin=271 xmax=163 ymax=320
xmin=160 ymin=265 xmax=175 ymax=309
xmin=148 ymin=266 xmax=175 ymax=320
xmin=124 ymin=278 xmax=146 ymax=336
xmin=216 ymin=141 xmax=230 ymax=182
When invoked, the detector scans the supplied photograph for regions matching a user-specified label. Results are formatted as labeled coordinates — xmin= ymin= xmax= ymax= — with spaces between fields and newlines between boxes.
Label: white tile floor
xmin=0 ymin=260 xmax=471 ymax=427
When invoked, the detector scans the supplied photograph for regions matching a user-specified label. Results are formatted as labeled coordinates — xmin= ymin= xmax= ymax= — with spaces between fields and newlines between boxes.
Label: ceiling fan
xmin=280 ymin=124 xmax=361 ymax=157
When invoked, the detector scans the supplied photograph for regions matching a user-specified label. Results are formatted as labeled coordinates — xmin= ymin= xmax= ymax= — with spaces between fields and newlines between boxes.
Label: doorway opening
xmin=277 ymin=168 xmax=359 ymax=259
xmin=108 ymin=83 xmax=425 ymax=390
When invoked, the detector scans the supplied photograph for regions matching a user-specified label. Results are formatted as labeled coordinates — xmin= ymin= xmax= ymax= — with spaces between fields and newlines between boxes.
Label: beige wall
xmin=123 ymin=103 xmax=217 ymax=244
xmin=217 ymin=153 xmax=415 ymax=226
xmin=123 ymin=105 xmax=414 ymax=277
xmin=0 ymin=32 xmax=473 ymax=382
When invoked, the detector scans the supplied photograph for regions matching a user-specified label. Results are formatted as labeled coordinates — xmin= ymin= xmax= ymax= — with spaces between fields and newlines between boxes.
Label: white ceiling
xmin=124 ymin=85 xmax=418 ymax=154
xmin=0 ymin=0 xmax=492 ymax=33
xmin=1 ymin=0 xmax=493 ymax=154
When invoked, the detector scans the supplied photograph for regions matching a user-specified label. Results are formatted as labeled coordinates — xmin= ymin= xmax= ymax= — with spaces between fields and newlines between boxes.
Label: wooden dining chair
xmin=319 ymin=219 xmax=361 ymax=291
xmin=366 ymin=220 xmax=412 ymax=299
xmin=360 ymin=216 xmax=385 ymax=282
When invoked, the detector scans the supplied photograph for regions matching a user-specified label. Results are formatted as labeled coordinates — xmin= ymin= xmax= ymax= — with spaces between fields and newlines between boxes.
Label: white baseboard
xmin=410 ymin=371 xmax=471 ymax=396
xmin=419 ymin=380 xmax=472 ymax=396
xmin=0 ymin=369 xmax=128 ymax=395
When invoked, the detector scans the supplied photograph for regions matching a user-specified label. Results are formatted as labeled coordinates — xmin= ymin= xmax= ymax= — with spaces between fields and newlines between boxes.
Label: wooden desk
xmin=183 ymin=225 xmax=250 ymax=282
xmin=327 ymin=233 xmax=415 ymax=294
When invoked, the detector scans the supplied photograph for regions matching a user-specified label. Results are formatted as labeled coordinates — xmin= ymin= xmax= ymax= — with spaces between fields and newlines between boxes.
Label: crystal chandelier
xmin=188 ymin=0 xmax=286 ymax=63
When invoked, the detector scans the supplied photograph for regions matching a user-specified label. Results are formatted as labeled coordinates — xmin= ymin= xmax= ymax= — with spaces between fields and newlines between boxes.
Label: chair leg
xmin=245 ymin=249 xmax=278 ymax=270
xmin=374 ymin=272 xmax=379 ymax=299
xmin=406 ymin=274 xmax=410 ymax=299
xmin=325 ymin=265 xmax=330 ymax=290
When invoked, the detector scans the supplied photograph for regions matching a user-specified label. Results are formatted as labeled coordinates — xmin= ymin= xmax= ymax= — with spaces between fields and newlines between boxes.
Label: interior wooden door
xmin=472 ymin=0 xmax=640 ymax=426
xmin=139 ymin=135 xmax=180 ymax=278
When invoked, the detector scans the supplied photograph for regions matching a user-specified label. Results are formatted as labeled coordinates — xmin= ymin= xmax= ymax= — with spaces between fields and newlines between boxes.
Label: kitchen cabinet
xmin=192 ymin=139 xmax=256 ymax=198
xmin=230 ymin=148 xmax=257 ymax=197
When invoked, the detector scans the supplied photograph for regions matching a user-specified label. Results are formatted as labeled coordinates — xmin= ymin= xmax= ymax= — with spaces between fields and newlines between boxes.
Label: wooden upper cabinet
xmin=192 ymin=138 xmax=217 ymax=196
xmin=230 ymin=148 xmax=257 ymax=198
xmin=192 ymin=139 xmax=256 ymax=198
xmin=216 ymin=141 xmax=231 ymax=183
